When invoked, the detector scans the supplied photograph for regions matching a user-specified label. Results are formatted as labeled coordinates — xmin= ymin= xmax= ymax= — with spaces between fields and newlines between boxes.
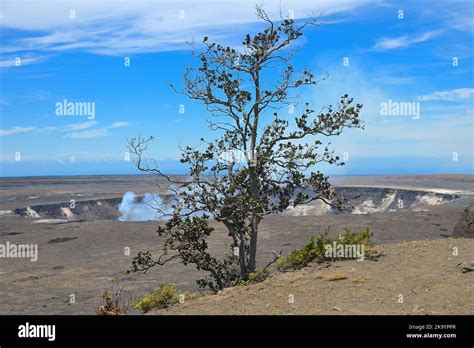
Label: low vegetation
xmin=133 ymin=282 xmax=195 ymax=313
xmin=247 ymin=268 xmax=270 ymax=283
xmin=277 ymin=228 xmax=374 ymax=272
xmin=98 ymin=289 xmax=125 ymax=316
xmin=111 ymin=229 xmax=376 ymax=315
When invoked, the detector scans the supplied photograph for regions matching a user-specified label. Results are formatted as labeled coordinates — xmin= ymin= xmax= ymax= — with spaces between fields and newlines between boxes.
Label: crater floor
xmin=0 ymin=174 xmax=472 ymax=314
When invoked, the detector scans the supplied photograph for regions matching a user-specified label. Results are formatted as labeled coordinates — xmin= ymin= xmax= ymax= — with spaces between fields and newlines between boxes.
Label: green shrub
xmin=133 ymin=282 xmax=195 ymax=313
xmin=277 ymin=228 xmax=374 ymax=271
xmin=277 ymin=232 xmax=332 ymax=271
xmin=336 ymin=228 xmax=373 ymax=246
xmin=247 ymin=267 xmax=270 ymax=283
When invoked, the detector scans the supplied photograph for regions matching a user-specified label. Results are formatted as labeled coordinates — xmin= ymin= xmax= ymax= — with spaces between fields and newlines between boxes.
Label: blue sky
xmin=0 ymin=0 xmax=473 ymax=177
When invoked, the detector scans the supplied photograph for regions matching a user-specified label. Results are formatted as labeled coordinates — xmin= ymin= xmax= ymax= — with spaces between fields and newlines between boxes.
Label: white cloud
xmin=2 ymin=120 xmax=129 ymax=138
xmin=109 ymin=121 xmax=130 ymax=128
xmin=309 ymin=61 xmax=474 ymax=159
xmin=0 ymin=55 xmax=48 ymax=68
xmin=64 ymin=120 xmax=130 ymax=137
xmin=65 ymin=128 xmax=109 ymax=139
xmin=0 ymin=0 xmax=369 ymax=56
xmin=417 ymin=88 xmax=474 ymax=101
xmin=436 ymin=3 xmax=474 ymax=33
xmin=373 ymin=31 xmax=439 ymax=50
xmin=62 ymin=120 xmax=97 ymax=131
xmin=0 ymin=126 xmax=36 ymax=136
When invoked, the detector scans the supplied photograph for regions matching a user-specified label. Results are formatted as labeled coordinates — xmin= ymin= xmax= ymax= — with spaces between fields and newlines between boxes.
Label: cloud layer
xmin=0 ymin=120 xmax=130 ymax=137
xmin=417 ymin=88 xmax=474 ymax=102
xmin=1 ymin=0 xmax=366 ymax=57
xmin=373 ymin=31 xmax=439 ymax=50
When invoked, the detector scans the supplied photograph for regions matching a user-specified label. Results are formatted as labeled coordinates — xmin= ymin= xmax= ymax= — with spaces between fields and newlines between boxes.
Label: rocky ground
xmin=152 ymin=238 xmax=474 ymax=315
xmin=0 ymin=174 xmax=473 ymax=314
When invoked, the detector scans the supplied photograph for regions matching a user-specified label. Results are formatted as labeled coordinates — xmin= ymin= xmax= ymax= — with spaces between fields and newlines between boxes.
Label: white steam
xmin=118 ymin=192 xmax=169 ymax=221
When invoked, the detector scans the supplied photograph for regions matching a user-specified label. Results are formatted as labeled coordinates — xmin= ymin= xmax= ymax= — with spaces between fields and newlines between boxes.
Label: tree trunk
xmin=246 ymin=65 xmax=262 ymax=273
xmin=239 ymin=231 xmax=247 ymax=278
xmin=223 ymin=220 xmax=247 ymax=278
xmin=247 ymin=219 xmax=259 ymax=272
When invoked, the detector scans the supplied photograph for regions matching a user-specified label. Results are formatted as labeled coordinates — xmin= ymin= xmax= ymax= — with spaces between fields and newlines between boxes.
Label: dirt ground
xmin=0 ymin=174 xmax=473 ymax=314
xmin=152 ymin=238 xmax=474 ymax=315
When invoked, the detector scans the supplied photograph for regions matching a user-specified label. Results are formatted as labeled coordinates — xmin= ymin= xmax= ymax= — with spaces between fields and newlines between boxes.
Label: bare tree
xmin=128 ymin=6 xmax=363 ymax=292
